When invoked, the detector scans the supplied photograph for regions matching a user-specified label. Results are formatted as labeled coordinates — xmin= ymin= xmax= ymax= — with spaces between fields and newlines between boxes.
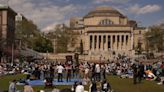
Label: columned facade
xmin=70 ymin=6 xmax=146 ymax=60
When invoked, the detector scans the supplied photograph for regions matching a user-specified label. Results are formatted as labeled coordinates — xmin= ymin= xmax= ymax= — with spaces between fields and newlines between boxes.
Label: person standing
xmin=24 ymin=83 xmax=34 ymax=92
xmin=138 ymin=62 xmax=145 ymax=83
xmin=89 ymin=81 xmax=97 ymax=92
xmin=50 ymin=65 xmax=54 ymax=78
xmin=56 ymin=64 xmax=64 ymax=82
xmin=66 ymin=65 xmax=72 ymax=82
xmin=8 ymin=80 xmax=16 ymax=92
xmin=95 ymin=64 xmax=101 ymax=81
xmin=131 ymin=63 xmax=138 ymax=84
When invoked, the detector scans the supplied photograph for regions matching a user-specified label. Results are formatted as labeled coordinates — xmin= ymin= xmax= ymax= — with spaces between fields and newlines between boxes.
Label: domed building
xmin=70 ymin=6 xmax=146 ymax=60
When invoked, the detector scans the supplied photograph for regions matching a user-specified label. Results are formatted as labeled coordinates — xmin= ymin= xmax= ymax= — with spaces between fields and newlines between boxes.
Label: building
xmin=0 ymin=5 xmax=17 ymax=62
xmin=0 ymin=5 xmax=17 ymax=46
xmin=70 ymin=6 xmax=146 ymax=60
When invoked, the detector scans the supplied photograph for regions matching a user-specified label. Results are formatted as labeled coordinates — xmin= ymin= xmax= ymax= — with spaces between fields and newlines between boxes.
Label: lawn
xmin=0 ymin=74 xmax=164 ymax=92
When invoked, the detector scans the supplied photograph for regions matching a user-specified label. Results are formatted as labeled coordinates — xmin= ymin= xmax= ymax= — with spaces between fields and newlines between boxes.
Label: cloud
xmin=93 ymin=0 xmax=130 ymax=4
xmin=128 ymin=4 xmax=161 ymax=15
xmin=1 ymin=0 xmax=80 ymax=31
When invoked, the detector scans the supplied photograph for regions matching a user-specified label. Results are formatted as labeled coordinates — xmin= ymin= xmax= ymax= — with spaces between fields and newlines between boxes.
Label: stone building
xmin=0 ymin=5 xmax=17 ymax=46
xmin=0 ymin=5 xmax=17 ymax=62
xmin=70 ymin=6 xmax=146 ymax=60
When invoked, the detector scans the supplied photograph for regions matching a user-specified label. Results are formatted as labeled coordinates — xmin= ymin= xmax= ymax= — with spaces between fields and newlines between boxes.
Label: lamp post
xmin=11 ymin=43 xmax=14 ymax=66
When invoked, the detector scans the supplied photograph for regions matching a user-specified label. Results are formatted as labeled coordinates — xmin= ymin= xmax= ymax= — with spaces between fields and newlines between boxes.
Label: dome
xmin=84 ymin=6 xmax=124 ymax=18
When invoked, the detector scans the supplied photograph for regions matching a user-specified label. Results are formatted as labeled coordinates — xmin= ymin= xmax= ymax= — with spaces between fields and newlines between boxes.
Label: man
xmin=101 ymin=80 xmax=111 ymax=92
xmin=95 ymin=64 xmax=101 ymax=81
xmin=8 ymin=80 xmax=16 ymax=92
xmin=138 ymin=62 xmax=145 ymax=83
xmin=75 ymin=82 xmax=84 ymax=92
xmin=56 ymin=64 xmax=64 ymax=82
xmin=131 ymin=63 xmax=138 ymax=84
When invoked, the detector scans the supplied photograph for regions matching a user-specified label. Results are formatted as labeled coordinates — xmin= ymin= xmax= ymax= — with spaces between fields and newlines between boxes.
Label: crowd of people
xmin=0 ymin=55 xmax=164 ymax=92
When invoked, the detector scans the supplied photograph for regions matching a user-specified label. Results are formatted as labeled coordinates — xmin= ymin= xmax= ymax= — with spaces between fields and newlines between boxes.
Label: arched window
xmin=99 ymin=19 xmax=113 ymax=25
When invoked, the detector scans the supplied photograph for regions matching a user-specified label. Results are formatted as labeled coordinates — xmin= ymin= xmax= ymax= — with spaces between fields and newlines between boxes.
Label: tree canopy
xmin=46 ymin=24 xmax=79 ymax=53
xmin=145 ymin=24 xmax=164 ymax=52
xmin=15 ymin=19 xmax=54 ymax=53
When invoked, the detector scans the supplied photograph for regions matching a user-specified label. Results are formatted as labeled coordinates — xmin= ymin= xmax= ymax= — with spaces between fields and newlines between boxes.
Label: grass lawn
xmin=0 ymin=74 xmax=164 ymax=92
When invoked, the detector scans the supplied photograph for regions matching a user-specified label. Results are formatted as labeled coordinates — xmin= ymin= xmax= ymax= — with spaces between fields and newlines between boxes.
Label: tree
xmin=15 ymin=19 xmax=40 ymax=48
xmin=145 ymin=24 xmax=164 ymax=52
xmin=32 ymin=36 xmax=54 ymax=53
xmin=46 ymin=24 xmax=79 ymax=53
xmin=16 ymin=19 xmax=54 ymax=53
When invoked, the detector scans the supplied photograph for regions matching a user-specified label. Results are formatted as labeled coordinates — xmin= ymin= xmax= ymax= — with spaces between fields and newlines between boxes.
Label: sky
xmin=0 ymin=0 xmax=164 ymax=32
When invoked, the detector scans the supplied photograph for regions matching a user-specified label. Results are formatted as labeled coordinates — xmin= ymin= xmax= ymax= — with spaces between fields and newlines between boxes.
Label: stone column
xmin=115 ymin=35 xmax=118 ymax=50
xmin=96 ymin=35 xmax=99 ymax=51
xmin=106 ymin=35 xmax=108 ymax=51
xmin=119 ymin=35 xmax=121 ymax=50
xmin=101 ymin=35 xmax=103 ymax=50
xmin=124 ymin=35 xmax=126 ymax=50
xmin=111 ymin=35 xmax=113 ymax=50
xmin=92 ymin=35 xmax=94 ymax=51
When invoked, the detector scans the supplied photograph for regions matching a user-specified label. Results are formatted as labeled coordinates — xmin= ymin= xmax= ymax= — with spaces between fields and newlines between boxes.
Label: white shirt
xmin=75 ymin=85 xmax=84 ymax=92
xmin=95 ymin=64 xmax=100 ymax=73
xmin=56 ymin=65 xmax=64 ymax=73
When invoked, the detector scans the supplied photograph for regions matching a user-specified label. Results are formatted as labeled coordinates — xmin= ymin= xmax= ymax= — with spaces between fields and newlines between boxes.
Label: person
xmin=50 ymin=65 xmax=54 ymax=78
xmin=8 ymin=80 xmax=16 ymax=92
xmin=101 ymin=80 xmax=111 ymax=92
xmin=138 ymin=62 xmax=145 ymax=83
xmin=84 ymin=67 xmax=89 ymax=80
xmin=56 ymin=64 xmax=64 ymax=82
xmin=75 ymin=82 xmax=84 ymax=92
xmin=89 ymin=81 xmax=97 ymax=92
xmin=71 ymin=81 xmax=78 ymax=92
xmin=0 ymin=65 xmax=3 ymax=75
xmin=66 ymin=65 xmax=72 ymax=82
xmin=24 ymin=82 xmax=34 ymax=92
xmin=131 ymin=63 xmax=138 ymax=84
xmin=95 ymin=64 xmax=101 ymax=81
xmin=52 ymin=87 xmax=60 ymax=92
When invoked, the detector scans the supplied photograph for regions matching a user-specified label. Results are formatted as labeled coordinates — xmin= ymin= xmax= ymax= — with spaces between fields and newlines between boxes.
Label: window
xmin=99 ymin=19 xmax=113 ymax=25
xmin=90 ymin=35 xmax=92 ymax=50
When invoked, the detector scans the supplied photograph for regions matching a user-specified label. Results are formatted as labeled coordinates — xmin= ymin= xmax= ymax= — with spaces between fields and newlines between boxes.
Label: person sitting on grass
xmin=44 ymin=77 xmax=53 ymax=88
xmin=24 ymin=82 xmax=34 ymax=92
xmin=75 ymin=82 xmax=84 ymax=92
